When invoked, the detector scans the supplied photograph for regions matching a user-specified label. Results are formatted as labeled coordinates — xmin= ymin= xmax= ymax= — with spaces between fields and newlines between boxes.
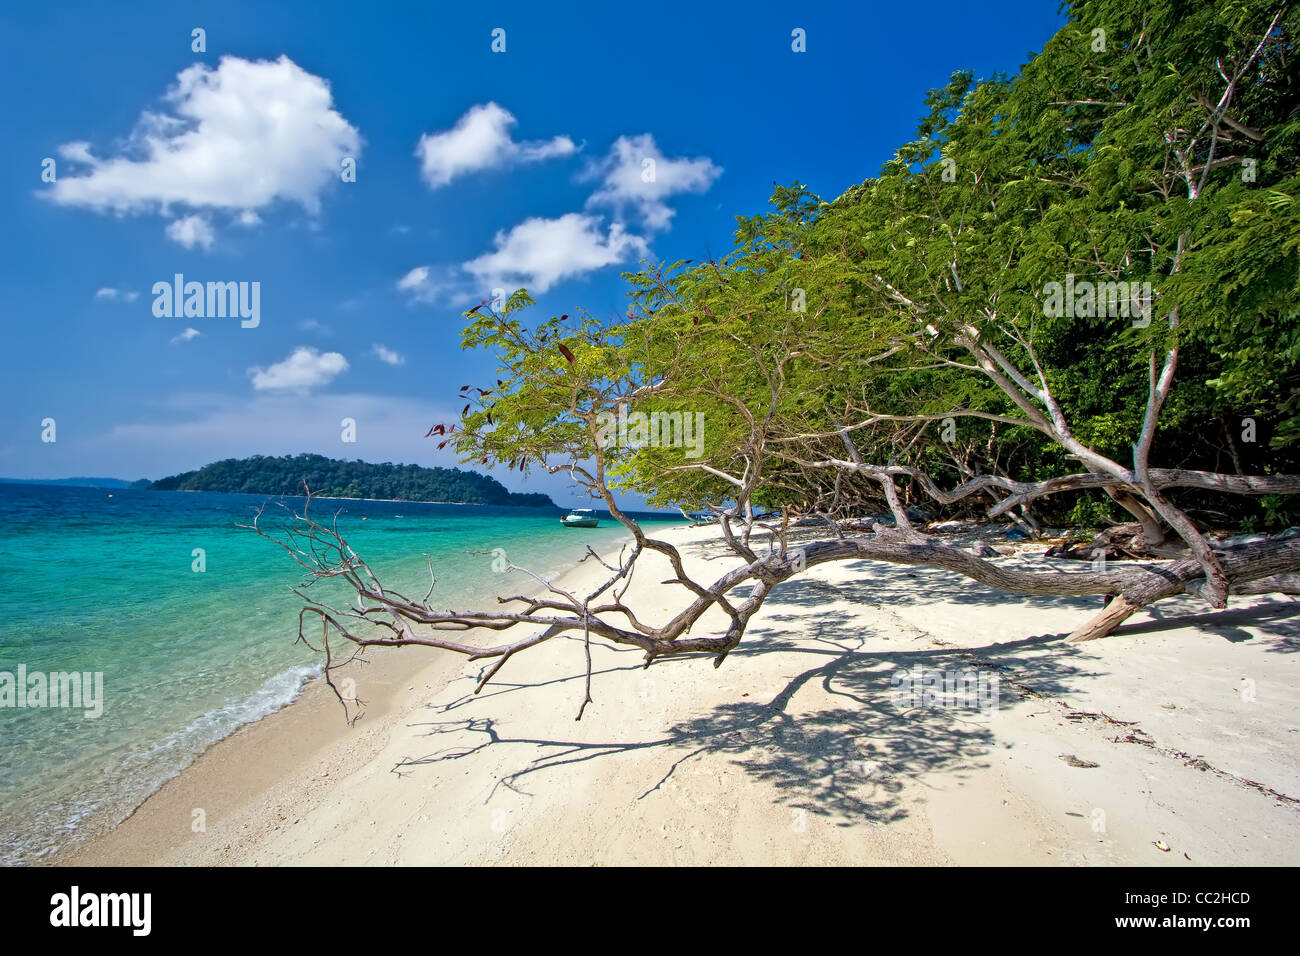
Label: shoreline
xmin=60 ymin=635 xmax=467 ymax=865
xmin=58 ymin=524 xmax=654 ymax=866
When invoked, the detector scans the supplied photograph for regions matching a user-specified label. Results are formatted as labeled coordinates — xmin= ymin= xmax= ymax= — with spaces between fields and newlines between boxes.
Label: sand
xmin=64 ymin=522 xmax=1300 ymax=866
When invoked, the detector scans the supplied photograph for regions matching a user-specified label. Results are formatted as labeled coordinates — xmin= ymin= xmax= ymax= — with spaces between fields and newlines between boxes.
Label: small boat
xmin=561 ymin=508 xmax=599 ymax=528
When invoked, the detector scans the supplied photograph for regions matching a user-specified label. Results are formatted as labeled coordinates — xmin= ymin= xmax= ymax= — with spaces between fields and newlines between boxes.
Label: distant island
xmin=149 ymin=454 xmax=557 ymax=508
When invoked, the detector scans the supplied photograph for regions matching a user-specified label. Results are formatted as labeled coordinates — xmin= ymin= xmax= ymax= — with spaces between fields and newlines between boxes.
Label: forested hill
xmin=150 ymin=454 xmax=557 ymax=507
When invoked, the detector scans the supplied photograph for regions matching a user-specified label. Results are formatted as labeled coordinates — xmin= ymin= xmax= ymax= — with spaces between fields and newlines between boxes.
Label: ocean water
xmin=0 ymin=483 xmax=677 ymax=864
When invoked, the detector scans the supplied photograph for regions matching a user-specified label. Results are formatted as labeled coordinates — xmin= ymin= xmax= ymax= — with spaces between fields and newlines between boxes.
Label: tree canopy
xmin=255 ymin=0 xmax=1300 ymax=720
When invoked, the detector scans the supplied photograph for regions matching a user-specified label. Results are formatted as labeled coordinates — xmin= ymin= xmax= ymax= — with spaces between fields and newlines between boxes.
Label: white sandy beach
xmin=68 ymin=522 xmax=1300 ymax=866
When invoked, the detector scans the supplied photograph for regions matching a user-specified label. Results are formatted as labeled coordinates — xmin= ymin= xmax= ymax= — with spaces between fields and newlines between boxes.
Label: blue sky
xmin=0 ymin=0 xmax=1066 ymax=506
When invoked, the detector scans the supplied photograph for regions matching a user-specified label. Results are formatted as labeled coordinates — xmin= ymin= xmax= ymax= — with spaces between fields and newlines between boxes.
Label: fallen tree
xmin=253 ymin=0 xmax=1300 ymax=720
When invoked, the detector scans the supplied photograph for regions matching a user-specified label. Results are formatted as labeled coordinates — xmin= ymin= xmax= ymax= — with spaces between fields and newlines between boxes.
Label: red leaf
xmin=558 ymin=344 xmax=576 ymax=363
xmin=462 ymin=403 xmax=471 ymax=416
xmin=437 ymin=440 xmax=448 ymax=449
xmin=460 ymin=385 xmax=470 ymax=392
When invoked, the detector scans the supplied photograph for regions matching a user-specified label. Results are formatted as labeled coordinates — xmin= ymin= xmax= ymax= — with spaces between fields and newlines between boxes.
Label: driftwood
xmin=246 ymin=481 xmax=1300 ymax=723
xmin=248 ymin=15 xmax=1299 ymax=719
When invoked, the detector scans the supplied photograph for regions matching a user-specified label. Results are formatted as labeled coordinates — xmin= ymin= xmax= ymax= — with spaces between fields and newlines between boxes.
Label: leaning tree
xmin=252 ymin=0 xmax=1300 ymax=719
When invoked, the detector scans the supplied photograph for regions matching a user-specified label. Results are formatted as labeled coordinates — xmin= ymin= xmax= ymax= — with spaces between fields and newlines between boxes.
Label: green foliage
xmin=444 ymin=0 xmax=1298 ymax=530
xmin=151 ymin=454 xmax=556 ymax=507
xmin=1068 ymin=495 xmax=1118 ymax=530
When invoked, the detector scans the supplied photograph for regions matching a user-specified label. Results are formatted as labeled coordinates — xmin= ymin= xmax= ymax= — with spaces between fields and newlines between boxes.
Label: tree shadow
xmin=387 ymin=539 xmax=1294 ymax=829
xmin=791 ymin=555 xmax=1102 ymax=612
xmin=1117 ymin=596 xmax=1300 ymax=652
xmin=394 ymin=594 xmax=1094 ymax=827
xmin=752 ymin=555 xmax=1300 ymax=652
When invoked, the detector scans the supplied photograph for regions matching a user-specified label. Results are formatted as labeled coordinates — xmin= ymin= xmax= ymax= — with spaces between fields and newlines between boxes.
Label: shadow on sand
xmin=392 ymin=562 xmax=1296 ymax=827
xmin=392 ymin=569 xmax=1122 ymax=826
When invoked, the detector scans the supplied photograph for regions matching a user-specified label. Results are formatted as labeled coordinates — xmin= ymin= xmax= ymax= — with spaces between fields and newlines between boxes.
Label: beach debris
xmin=970 ymin=541 xmax=1000 ymax=558
xmin=1114 ymin=728 xmax=1156 ymax=745
xmin=1056 ymin=702 xmax=1300 ymax=807
xmin=1064 ymin=710 xmax=1135 ymax=727
xmin=1059 ymin=754 xmax=1100 ymax=768
xmin=1153 ymin=840 xmax=1171 ymax=852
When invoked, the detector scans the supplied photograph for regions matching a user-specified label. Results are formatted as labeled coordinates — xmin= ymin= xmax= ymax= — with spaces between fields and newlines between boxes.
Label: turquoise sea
xmin=0 ymin=483 xmax=677 ymax=864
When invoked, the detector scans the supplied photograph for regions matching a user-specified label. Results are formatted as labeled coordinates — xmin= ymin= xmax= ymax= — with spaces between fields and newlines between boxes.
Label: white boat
xmin=561 ymin=508 xmax=599 ymax=528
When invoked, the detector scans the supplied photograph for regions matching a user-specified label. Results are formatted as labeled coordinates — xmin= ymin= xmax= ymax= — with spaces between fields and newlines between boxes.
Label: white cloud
xmin=170 ymin=327 xmax=201 ymax=344
xmin=396 ymin=131 xmax=713 ymax=305
xmin=462 ymin=213 xmax=648 ymax=294
xmin=248 ymin=346 xmax=348 ymax=391
xmin=236 ymin=210 xmax=262 ymax=227
xmin=397 ymin=266 xmax=431 ymax=293
xmin=396 ymin=265 xmax=441 ymax=303
xmin=95 ymin=287 xmax=140 ymax=302
xmin=394 ymin=264 xmax=480 ymax=307
xmin=415 ymin=102 xmax=577 ymax=188
xmin=165 ymin=214 xmax=215 ymax=249
xmin=59 ymin=142 xmax=96 ymax=165
xmin=584 ymin=133 xmax=721 ymax=230
xmin=299 ymin=318 xmax=331 ymax=335
xmin=369 ymin=343 xmax=403 ymax=366
xmin=371 ymin=344 xmax=405 ymax=366
xmin=45 ymin=55 xmax=360 ymax=231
